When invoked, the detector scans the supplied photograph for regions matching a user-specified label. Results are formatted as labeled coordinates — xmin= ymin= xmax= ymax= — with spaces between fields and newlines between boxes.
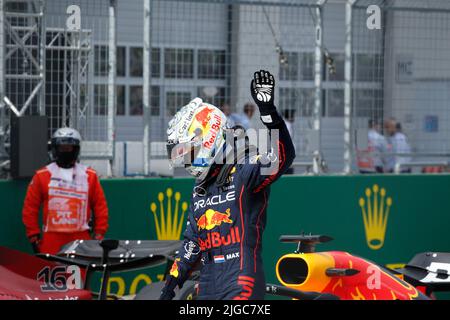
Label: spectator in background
xmin=242 ymin=102 xmax=256 ymax=129
xmin=384 ymin=118 xmax=412 ymax=173
xmin=357 ymin=119 xmax=388 ymax=174
xmin=220 ymin=103 xmax=236 ymax=128
xmin=394 ymin=121 xmax=412 ymax=173
xmin=226 ymin=102 xmax=256 ymax=130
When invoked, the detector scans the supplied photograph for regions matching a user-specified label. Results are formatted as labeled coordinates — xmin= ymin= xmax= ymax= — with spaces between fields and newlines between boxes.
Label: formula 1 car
xmin=0 ymin=240 xmax=196 ymax=300
xmin=1 ymin=234 xmax=449 ymax=300
xmin=272 ymin=234 xmax=450 ymax=300
xmin=0 ymin=239 xmax=310 ymax=300
xmin=0 ymin=245 xmax=92 ymax=300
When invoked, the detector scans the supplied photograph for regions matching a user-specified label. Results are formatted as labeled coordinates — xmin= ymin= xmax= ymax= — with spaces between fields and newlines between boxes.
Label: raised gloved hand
xmin=250 ymin=69 xmax=275 ymax=114
xmin=28 ymin=234 xmax=41 ymax=254
xmin=251 ymin=70 xmax=282 ymax=126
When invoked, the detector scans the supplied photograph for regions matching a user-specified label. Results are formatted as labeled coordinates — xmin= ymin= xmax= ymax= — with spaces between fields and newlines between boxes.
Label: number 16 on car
xmin=38 ymin=265 xmax=82 ymax=292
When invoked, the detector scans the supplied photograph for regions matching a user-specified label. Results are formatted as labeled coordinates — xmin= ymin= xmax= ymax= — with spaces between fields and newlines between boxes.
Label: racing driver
xmin=22 ymin=127 xmax=109 ymax=254
xmin=160 ymin=70 xmax=295 ymax=300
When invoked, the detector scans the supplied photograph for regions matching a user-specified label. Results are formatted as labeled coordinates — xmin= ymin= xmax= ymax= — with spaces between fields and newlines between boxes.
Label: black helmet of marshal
xmin=51 ymin=127 xmax=82 ymax=168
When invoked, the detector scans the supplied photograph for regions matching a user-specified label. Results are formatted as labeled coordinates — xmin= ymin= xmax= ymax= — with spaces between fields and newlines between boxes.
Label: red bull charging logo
xmin=196 ymin=208 xmax=239 ymax=251
xmin=194 ymin=106 xmax=214 ymax=130
xmin=169 ymin=258 xmax=181 ymax=278
xmin=196 ymin=208 xmax=233 ymax=231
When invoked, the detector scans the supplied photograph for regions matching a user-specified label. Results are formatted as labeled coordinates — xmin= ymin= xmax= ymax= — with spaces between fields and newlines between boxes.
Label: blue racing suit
xmin=162 ymin=107 xmax=295 ymax=300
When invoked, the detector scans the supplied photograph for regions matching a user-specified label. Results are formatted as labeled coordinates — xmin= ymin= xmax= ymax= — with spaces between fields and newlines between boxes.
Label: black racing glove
xmin=28 ymin=234 xmax=41 ymax=254
xmin=159 ymin=288 xmax=176 ymax=300
xmin=250 ymin=70 xmax=282 ymax=127
xmin=159 ymin=275 xmax=178 ymax=300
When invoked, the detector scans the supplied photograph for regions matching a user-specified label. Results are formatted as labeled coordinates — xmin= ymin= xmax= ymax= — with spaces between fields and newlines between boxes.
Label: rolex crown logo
xmin=150 ymin=188 xmax=189 ymax=240
xmin=358 ymin=184 xmax=393 ymax=250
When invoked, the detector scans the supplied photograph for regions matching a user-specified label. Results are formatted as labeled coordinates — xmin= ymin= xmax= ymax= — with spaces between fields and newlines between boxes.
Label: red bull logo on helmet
xmin=196 ymin=208 xmax=233 ymax=231
xmin=203 ymin=114 xmax=222 ymax=149
xmin=188 ymin=105 xmax=223 ymax=150
xmin=194 ymin=106 xmax=214 ymax=130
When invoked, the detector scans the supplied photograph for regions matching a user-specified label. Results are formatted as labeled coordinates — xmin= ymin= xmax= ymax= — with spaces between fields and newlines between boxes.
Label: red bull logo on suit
xmin=198 ymin=227 xmax=241 ymax=251
xmin=195 ymin=208 xmax=240 ymax=251
xmin=196 ymin=208 xmax=233 ymax=231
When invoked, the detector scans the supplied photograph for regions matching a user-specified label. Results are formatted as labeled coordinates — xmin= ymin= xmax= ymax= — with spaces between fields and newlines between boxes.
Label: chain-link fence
xmin=0 ymin=0 xmax=114 ymax=176
xmin=0 ymin=0 xmax=45 ymax=164
xmin=2 ymin=0 xmax=450 ymax=177
xmin=350 ymin=0 xmax=450 ymax=174
xmin=142 ymin=0 xmax=329 ymax=175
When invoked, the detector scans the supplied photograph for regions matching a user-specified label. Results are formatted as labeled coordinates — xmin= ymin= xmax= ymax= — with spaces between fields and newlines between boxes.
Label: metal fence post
xmin=143 ymin=0 xmax=151 ymax=176
xmin=108 ymin=0 xmax=117 ymax=176
xmin=343 ymin=0 xmax=356 ymax=174
xmin=313 ymin=0 xmax=325 ymax=167
xmin=0 ymin=0 xmax=4 ymax=112
xmin=39 ymin=0 xmax=46 ymax=116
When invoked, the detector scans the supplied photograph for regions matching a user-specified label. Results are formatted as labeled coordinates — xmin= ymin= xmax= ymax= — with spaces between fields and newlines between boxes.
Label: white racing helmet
xmin=167 ymin=97 xmax=227 ymax=180
xmin=51 ymin=127 xmax=82 ymax=168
